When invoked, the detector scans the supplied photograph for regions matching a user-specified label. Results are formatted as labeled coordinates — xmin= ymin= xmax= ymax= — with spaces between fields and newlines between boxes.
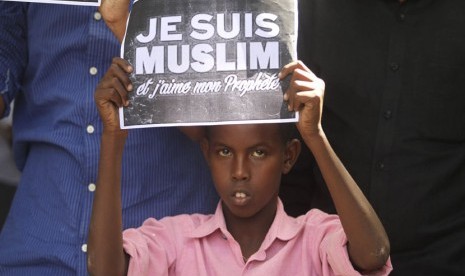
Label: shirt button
xmin=94 ymin=11 xmax=102 ymax=21
xmin=383 ymin=110 xmax=392 ymax=119
xmin=81 ymin=244 xmax=87 ymax=253
xmin=88 ymin=183 xmax=96 ymax=192
xmin=86 ymin=125 xmax=95 ymax=134
xmin=377 ymin=162 xmax=386 ymax=170
xmin=89 ymin=67 xmax=98 ymax=76
xmin=389 ymin=62 xmax=399 ymax=72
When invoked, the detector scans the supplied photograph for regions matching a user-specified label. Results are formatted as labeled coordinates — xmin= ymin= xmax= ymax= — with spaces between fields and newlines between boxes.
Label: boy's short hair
xmin=279 ymin=123 xmax=297 ymax=144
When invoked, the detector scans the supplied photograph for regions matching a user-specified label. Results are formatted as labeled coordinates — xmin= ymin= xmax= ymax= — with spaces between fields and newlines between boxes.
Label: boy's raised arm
xmin=87 ymin=58 xmax=133 ymax=276
xmin=98 ymin=1 xmax=206 ymax=142
xmin=99 ymin=0 xmax=131 ymax=43
xmin=280 ymin=61 xmax=390 ymax=272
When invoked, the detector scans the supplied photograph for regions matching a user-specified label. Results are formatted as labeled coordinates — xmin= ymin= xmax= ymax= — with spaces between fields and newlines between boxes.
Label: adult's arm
xmin=281 ymin=61 xmax=390 ymax=272
xmin=99 ymin=0 xmax=130 ymax=43
xmin=0 ymin=2 xmax=28 ymax=118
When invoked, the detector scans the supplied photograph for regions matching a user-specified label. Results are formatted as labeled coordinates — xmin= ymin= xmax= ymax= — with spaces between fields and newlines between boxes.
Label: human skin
xmin=87 ymin=58 xmax=390 ymax=276
xmin=201 ymin=123 xmax=300 ymax=259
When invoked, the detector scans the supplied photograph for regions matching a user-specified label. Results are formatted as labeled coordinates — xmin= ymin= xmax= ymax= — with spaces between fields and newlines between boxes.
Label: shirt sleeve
xmin=313 ymin=211 xmax=393 ymax=276
xmin=123 ymin=217 xmax=179 ymax=276
xmin=0 ymin=2 xmax=28 ymax=118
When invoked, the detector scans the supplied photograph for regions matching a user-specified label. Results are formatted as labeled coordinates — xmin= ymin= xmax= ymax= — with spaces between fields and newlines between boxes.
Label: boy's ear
xmin=282 ymin=139 xmax=301 ymax=174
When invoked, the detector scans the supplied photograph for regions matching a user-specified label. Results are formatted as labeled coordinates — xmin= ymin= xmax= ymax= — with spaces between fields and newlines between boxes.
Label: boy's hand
xmin=94 ymin=57 xmax=133 ymax=135
xmin=279 ymin=60 xmax=325 ymax=138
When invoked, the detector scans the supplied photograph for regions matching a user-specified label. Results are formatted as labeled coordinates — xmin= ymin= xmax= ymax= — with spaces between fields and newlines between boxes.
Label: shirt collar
xmin=188 ymin=198 xmax=303 ymax=242
xmin=188 ymin=201 xmax=229 ymax=239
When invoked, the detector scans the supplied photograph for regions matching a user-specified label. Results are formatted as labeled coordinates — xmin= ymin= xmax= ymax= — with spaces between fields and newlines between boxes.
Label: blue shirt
xmin=0 ymin=3 xmax=218 ymax=275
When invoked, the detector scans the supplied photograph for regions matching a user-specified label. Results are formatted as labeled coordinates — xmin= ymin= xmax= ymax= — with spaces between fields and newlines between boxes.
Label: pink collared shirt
xmin=123 ymin=199 xmax=392 ymax=276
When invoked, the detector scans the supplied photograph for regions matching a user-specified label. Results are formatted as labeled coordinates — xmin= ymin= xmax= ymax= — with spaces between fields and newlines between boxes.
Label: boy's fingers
xmin=279 ymin=60 xmax=302 ymax=80
xmin=290 ymin=71 xmax=325 ymax=95
xmin=279 ymin=60 xmax=312 ymax=80
xmin=96 ymin=87 xmax=122 ymax=108
xmin=110 ymin=77 xmax=130 ymax=106
xmin=111 ymin=59 xmax=133 ymax=89
xmin=112 ymin=57 xmax=133 ymax=74
xmin=295 ymin=91 xmax=318 ymax=104
xmin=293 ymin=91 xmax=318 ymax=113
xmin=279 ymin=61 xmax=298 ymax=80
xmin=285 ymin=75 xmax=296 ymax=111
xmin=109 ymin=87 xmax=125 ymax=108
xmin=286 ymin=75 xmax=317 ymax=111
xmin=101 ymin=62 xmax=133 ymax=93
xmin=96 ymin=83 xmax=127 ymax=108
xmin=296 ymin=80 xmax=324 ymax=94
xmin=293 ymin=66 xmax=318 ymax=82
xmin=283 ymin=63 xmax=322 ymax=110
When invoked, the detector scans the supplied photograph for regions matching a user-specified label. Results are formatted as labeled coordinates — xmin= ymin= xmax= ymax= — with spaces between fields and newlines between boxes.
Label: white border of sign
xmin=2 ymin=0 xmax=100 ymax=7
xmin=119 ymin=0 xmax=298 ymax=128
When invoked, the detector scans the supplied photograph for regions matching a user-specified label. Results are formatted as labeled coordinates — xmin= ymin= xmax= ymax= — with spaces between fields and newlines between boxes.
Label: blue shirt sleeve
xmin=0 ymin=2 xmax=28 ymax=118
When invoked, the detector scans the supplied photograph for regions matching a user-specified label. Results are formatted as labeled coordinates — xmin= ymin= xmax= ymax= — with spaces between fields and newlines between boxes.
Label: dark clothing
xmin=298 ymin=0 xmax=465 ymax=275
xmin=0 ymin=184 xmax=16 ymax=231
xmin=0 ymin=4 xmax=218 ymax=275
xmin=280 ymin=125 xmax=321 ymax=217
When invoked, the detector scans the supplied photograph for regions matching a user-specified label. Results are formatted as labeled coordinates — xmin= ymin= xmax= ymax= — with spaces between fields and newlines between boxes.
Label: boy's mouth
xmin=231 ymin=191 xmax=250 ymax=206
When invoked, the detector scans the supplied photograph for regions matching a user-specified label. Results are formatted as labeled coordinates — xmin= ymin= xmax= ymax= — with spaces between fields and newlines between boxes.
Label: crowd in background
xmin=1 ymin=0 xmax=464 ymax=275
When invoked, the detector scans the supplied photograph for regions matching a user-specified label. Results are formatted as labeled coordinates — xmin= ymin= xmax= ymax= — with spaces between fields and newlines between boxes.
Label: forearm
xmin=303 ymin=131 xmax=390 ymax=271
xmin=99 ymin=0 xmax=130 ymax=43
xmin=87 ymin=131 xmax=128 ymax=276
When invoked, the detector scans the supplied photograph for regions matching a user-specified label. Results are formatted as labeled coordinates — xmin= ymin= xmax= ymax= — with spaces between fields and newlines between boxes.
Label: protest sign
xmin=121 ymin=0 xmax=298 ymax=128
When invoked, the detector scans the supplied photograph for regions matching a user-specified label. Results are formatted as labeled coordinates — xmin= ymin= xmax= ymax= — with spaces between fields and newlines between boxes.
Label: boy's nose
xmin=231 ymin=156 xmax=250 ymax=181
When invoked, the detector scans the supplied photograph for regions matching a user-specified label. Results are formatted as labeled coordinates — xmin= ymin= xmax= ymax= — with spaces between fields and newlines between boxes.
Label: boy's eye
xmin=251 ymin=149 xmax=265 ymax=158
xmin=218 ymin=148 xmax=231 ymax=157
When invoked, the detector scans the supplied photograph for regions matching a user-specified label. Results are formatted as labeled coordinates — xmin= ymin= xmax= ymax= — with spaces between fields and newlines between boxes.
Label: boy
xmin=87 ymin=58 xmax=392 ymax=275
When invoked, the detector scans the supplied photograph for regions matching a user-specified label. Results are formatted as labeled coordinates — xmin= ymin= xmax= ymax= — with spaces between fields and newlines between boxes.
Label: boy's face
xmin=202 ymin=124 xmax=300 ymax=219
